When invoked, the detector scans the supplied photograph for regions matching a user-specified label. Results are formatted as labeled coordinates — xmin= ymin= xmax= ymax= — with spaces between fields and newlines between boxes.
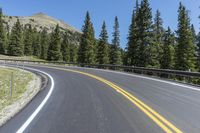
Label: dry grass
xmin=0 ymin=67 xmax=33 ymax=111
xmin=0 ymin=54 xmax=44 ymax=61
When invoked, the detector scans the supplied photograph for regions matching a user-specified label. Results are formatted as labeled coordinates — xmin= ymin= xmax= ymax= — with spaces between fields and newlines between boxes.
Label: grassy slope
xmin=0 ymin=54 xmax=45 ymax=61
xmin=0 ymin=67 xmax=33 ymax=111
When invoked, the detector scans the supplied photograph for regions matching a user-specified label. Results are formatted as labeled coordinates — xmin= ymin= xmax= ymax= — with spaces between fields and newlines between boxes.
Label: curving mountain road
xmin=0 ymin=64 xmax=200 ymax=133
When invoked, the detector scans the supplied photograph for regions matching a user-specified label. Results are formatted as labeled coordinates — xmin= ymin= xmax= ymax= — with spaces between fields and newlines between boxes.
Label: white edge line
xmin=16 ymin=67 xmax=55 ymax=133
xmin=68 ymin=66 xmax=200 ymax=92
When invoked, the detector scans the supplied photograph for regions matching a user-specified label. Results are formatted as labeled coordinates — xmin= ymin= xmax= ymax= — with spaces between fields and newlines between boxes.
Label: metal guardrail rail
xmin=0 ymin=58 xmax=200 ymax=85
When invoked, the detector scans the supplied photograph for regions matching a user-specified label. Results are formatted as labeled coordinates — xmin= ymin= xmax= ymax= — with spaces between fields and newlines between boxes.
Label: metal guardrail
xmin=0 ymin=58 xmax=200 ymax=85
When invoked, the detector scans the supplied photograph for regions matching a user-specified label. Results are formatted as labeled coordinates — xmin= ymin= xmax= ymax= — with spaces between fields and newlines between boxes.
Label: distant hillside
xmin=3 ymin=12 xmax=81 ymax=33
xmin=3 ymin=12 xmax=82 ymax=46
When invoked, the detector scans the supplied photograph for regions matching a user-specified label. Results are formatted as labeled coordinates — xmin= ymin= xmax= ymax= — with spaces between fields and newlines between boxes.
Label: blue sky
xmin=0 ymin=0 xmax=199 ymax=48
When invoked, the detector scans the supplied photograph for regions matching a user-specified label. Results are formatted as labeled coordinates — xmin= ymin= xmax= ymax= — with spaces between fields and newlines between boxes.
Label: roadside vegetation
xmin=0 ymin=67 xmax=33 ymax=111
xmin=0 ymin=54 xmax=44 ymax=61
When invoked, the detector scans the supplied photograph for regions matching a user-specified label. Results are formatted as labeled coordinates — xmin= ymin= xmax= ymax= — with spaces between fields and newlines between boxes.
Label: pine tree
xmin=196 ymin=14 xmax=200 ymax=72
xmin=190 ymin=24 xmax=198 ymax=71
xmin=160 ymin=27 xmax=175 ymax=69
xmin=0 ymin=8 xmax=6 ymax=54
xmin=137 ymin=0 xmax=154 ymax=67
xmin=33 ymin=31 xmax=41 ymax=57
xmin=149 ymin=10 xmax=164 ymax=68
xmin=40 ymin=29 xmax=49 ymax=60
xmin=196 ymin=33 xmax=200 ymax=71
xmin=8 ymin=19 xmax=23 ymax=56
xmin=126 ymin=0 xmax=140 ymax=66
xmin=78 ymin=11 xmax=96 ymax=63
xmin=175 ymin=3 xmax=195 ymax=71
xmin=24 ymin=24 xmax=33 ymax=55
xmin=121 ymin=48 xmax=127 ymax=66
xmin=110 ymin=16 xmax=122 ymax=65
xmin=191 ymin=24 xmax=197 ymax=45
xmin=154 ymin=10 xmax=164 ymax=43
xmin=32 ymin=27 xmax=37 ymax=56
xmin=47 ymin=24 xmax=62 ymax=61
xmin=97 ymin=21 xmax=109 ymax=64
xmin=70 ymin=43 xmax=78 ymax=62
xmin=5 ymin=23 xmax=10 ymax=54
xmin=61 ymin=32 xmax=70 ymax=62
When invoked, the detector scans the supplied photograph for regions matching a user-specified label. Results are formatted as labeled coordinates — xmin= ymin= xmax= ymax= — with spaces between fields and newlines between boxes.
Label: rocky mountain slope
xmin=3 ymin=12 xmax=82 ymax=46
xmin=3 ymin=12 xmax=81 ymax=33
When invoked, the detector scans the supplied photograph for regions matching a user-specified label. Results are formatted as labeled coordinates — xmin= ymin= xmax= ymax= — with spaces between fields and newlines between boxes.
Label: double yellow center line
xmin=62 ymin=69 xmax=183 ymax=133
xmin=25 ymin=64 xmax=183 ymax=133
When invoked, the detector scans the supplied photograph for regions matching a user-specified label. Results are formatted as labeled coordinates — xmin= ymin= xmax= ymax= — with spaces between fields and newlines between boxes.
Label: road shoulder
xmin=0 ymin=67 xmax=43 ymax=127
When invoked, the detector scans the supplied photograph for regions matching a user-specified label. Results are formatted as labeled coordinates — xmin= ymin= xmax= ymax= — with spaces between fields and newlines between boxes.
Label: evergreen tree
xmin=0 ymin=8 xmax=6 ymax=54
xmin=137 ymin=0 xmax=154 ymax=67
xmin=4 ymin=23 xmax=10 ymax=54
xmin=160 ymin=27 xmax=175 ymax=69
xmin=175 ymin=3 xmax=195 ymax=71
xmin=196 ymin=15 xmax=200 ymax=72
xmin=97 ymin=21 xmax=109 ymax=64
xmin=78 ymin=11 xmax=96 ymax=63
xmin=33 ymin=31 xmax=41 ymax=57
xmin=197 ymin=33 xmax=200 ymax=71
xmin=190 ymin=24 xmax=198 ymax=70
xmin=40 ymin=29 xmax=49 ymax=59
xmin=8 ymin=19 xmax=23 ymax=56
xmin=61 ymin=32 xmax=70 ymax=62
xmin=191 ymin=24 xmax=197 ymax=45
xmin=126 ymin=0 xmax=140 ymax=66
xmin=110 ymin=16 xmax=122 ymax=65
xmin=32 ymin=27 xmax=37 ymax=56
xmin=70 ymin=43 xmax=78 ymax=62
xmin=47 ymin=24 xmax=62 ymax=61
xmin=153 ymin=10 xmax=164 ymax=43
xmin=150 ymin=10 xmax=164 ymax=68
xmin=23 ymin=24 xmax=33 ymax=55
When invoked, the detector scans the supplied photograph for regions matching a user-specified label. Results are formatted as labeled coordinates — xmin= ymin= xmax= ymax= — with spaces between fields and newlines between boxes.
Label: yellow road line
xmin=22 ymin=64 xmax=183 ymax=133
xmin=58 ymin=68 xmax=183 ymax=133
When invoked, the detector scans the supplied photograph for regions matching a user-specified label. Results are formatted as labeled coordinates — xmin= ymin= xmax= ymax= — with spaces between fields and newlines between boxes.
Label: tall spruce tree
xmin=24 ymin=24 xmax=33 ymax=55
xmin=32 ymin=27 xmax=38 ymax=56
xmin=137 ymin=0 xmax=154 ymax=67
xmin=197 ymin=33 xmax=200 ymax=71
xmin=8 ymin=19 xmax=23 ymax=56
xmin=175 ymin=3 xmax=195 ymax=71
xmin=47 ymin=24 xmax=62 ymax=61
xmin=97 ymin=21 xmax=109 ymax=64
xmin=70 ymin=43 xmax=78 ymax=62
xmin=160 ymin=27 xmax=175 ymax=69
xmin=33 ymin=31 xmax=41 ymax=57
xmin=0 ymin=8 xmax=6 ymax=54
xmin=150 ymin=10 xmax=164 ymax=68
xmin=126 ymin=0 xmax=140 ymax=66
xmin=110 ymin=16 xmax=122 ymax=65
xmin=5 ymin=23 xmax=10 ymax=54
xmin=78 ymin=11 xmax=96 ymax=63
xmin=191 ymin=24 xmax=197 ymax=45
xmin=61 ymin=32 xmax=70 ymax=62
xmin=190 ymin=24 xmax=198 ymax=70
xmin=40 ymin=29 xmax=49 ymax=59
xmin=153 ymin=10 xmax=164 ymax=43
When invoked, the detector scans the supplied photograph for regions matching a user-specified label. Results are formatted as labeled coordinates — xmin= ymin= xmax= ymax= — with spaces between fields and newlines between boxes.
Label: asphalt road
xmin=1 ymin=64 xmax=200 ymax=133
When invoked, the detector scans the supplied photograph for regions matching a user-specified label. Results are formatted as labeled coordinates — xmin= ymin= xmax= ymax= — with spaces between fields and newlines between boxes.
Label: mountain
xmin=3 ymin=12 xmax=81 ymax=33
xmin=3 ymin=12 xmax=82 ymax=46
